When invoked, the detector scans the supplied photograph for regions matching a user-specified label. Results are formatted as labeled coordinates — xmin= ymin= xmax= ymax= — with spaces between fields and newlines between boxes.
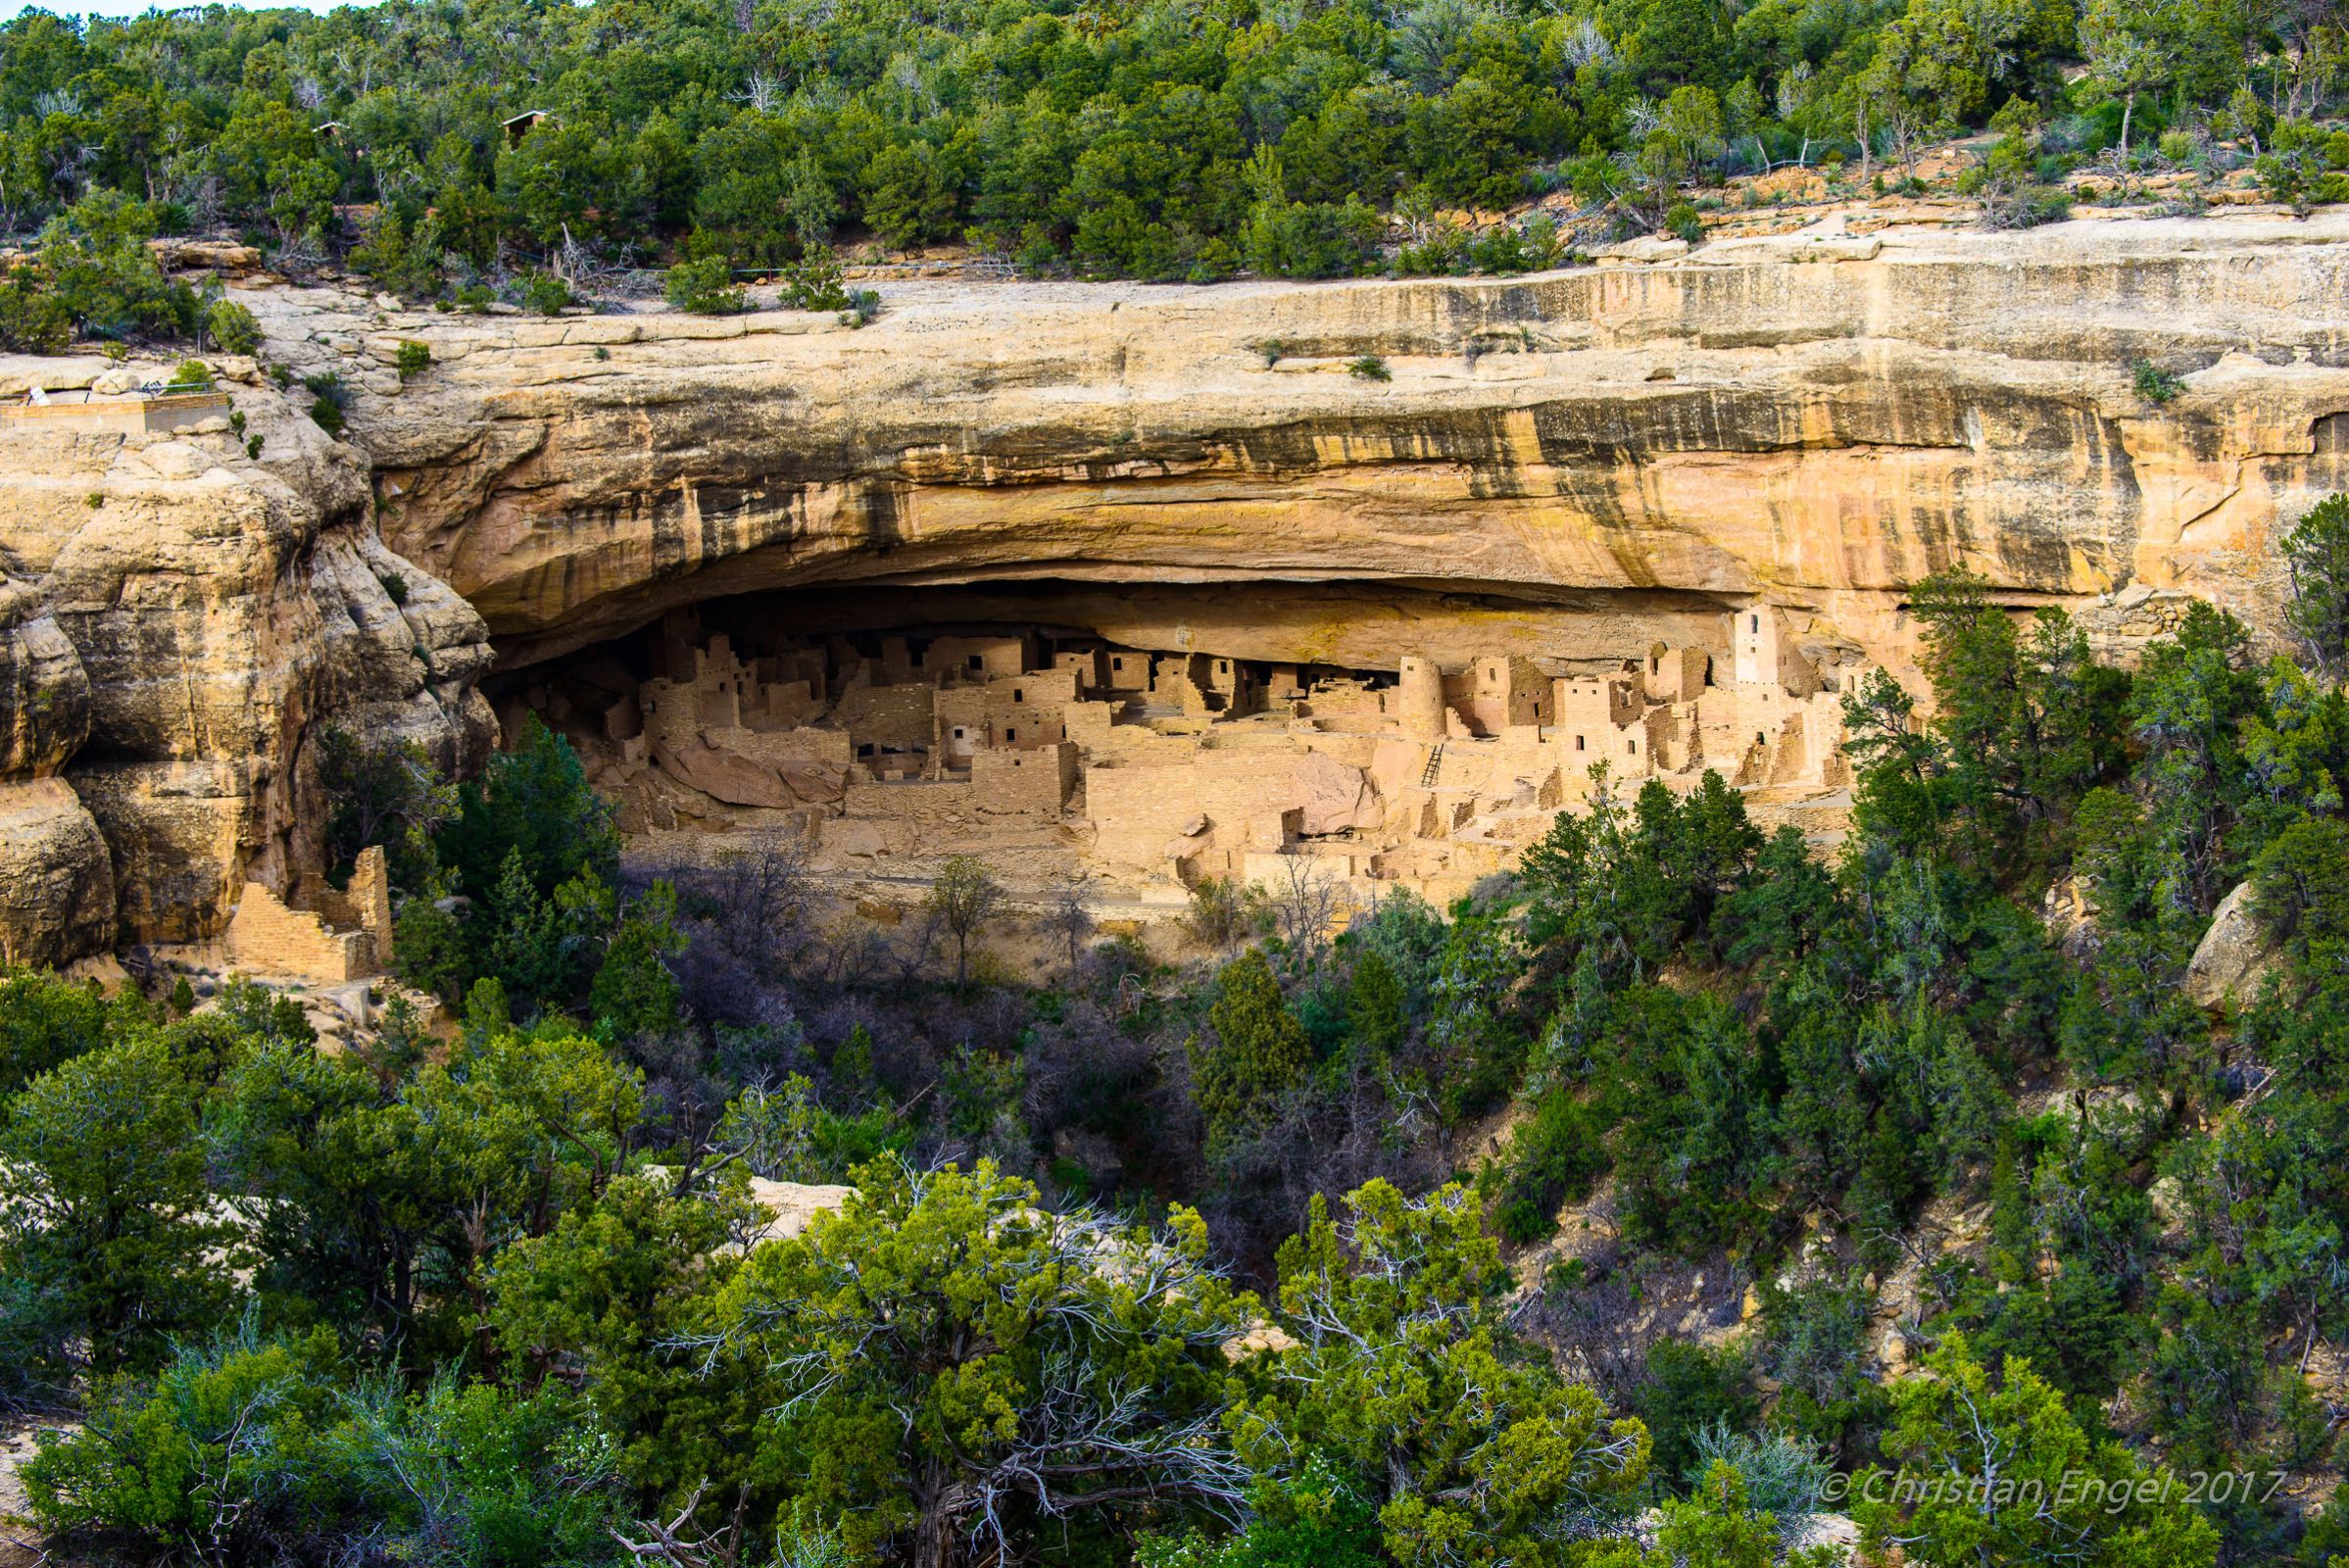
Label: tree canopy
xmin=0 ymin=0 xmax=2338 ymax=327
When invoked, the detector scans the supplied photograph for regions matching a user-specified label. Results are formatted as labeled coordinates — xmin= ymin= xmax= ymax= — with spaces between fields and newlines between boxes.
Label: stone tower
xmin=1395 ymin=654 xmax=1447 ymax=741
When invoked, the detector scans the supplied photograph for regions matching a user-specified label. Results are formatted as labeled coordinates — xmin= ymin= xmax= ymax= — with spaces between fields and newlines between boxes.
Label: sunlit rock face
xmin=6 ymin=213 xmax=2347 ymax=964
xmin=261 ymin=214 xmax=2349 ymax=681
xmin=0 ymin=361 xmax=493 ymax=962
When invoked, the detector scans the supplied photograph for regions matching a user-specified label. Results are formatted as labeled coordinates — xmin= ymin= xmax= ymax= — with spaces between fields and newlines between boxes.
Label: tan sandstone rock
xmin=0 ymin=778 xmax=115 ymax=965
xmin=746 ymin=1178 xmax=855 ymax=1245
xmin=0 ymin=359 xmax=494 ymax=961
xmin=654 ymin=740 xmax=798 ymax=808
xmin=9 ymin=214 xmax=2349 ymax=960
xmin=1293 ymin=750 xmax=1381 ymax=835
xmin=205 ymin=214 xmax=2349 ymax=689
xmin=0 ymin=583 xmax=90 ymax=778
xmin=2185 ymin=881 xmax=2278 ymax=1010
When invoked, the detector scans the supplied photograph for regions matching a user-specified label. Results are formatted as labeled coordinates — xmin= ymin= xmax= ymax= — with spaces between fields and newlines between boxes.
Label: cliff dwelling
xmin=493 ymin=582 xmax=1866 ymax=907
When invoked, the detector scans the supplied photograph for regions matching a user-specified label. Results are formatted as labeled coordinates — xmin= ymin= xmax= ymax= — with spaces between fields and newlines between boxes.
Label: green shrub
xmin=713 ymin=1073 xmax=908 ymax=1182
xmin=1346 ymin=355 xmax=1391 ymax=381
xmin=0 ymin=969 xmax=118 ymax=1099
xmin=1638 ymin=1340 xmax=1760 ymax=1486
xmin=1139 ymin=1455 xmax=1384 ymax=1568
xmin=1182 ymin=876 xmax=1262 ymax=947
xmin=1981 ymin=183 xmax=2074 ymax=229
xmin=663 ymin=255 xmax=742 ymax=315
xmin=515 ymin=270 xmax=572 ymax=315
xmin=24 ymin=1326 xmax=625 ymax=1564
xmin=348 ymin=208 xmax=448 ymax=300
xmin=1758 ymin=1273 xmax=1883 ymax=1449
xmin=1241 ymin=197 xmax=1383 ymax=278
xmin=303 ymin=370 xmax=349 ymax=435
xmin=1491 ymin=1089 xmax=1609 ymax=1242
xmin=2132 ymin=359 xmax=2184 ymax=404
xmin=1191 ymin=949 xmax=1313 ymax=1144
xmin=1665 ymin=201 xmax=1704 ymax=244
xmin=1393 ymin=224 xmax=1466 ymax=276
xmin=0 ymin=200 xmax=199 ymax=352
xmin=780 ymin=245 xmax=851 ymax=312
xmin=1185 ymin=235 xmax=1241 ymax=282
xmin=1467 ymin=215 xmax=1561 ymax=274
xmin=204 ymin=298 xmax=262 ymax=355
xmin=166 ymin=359 xmax=211 ymax=388
xmin=0 ymin=274 xmax=73 ymax=354
xmin=394 ymin=339 xmax=431 ymax=379
xmin=30 ymin=195 xmax=198 ymax=345
xmin=1687 ymin=1419 xmax=1833 ymax=1514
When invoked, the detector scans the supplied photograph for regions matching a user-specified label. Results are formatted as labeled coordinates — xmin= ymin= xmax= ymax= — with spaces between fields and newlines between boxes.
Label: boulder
xmin=1592 ymin=234 xmax=1690 ymax=264
xmin=0 ymin=779 xmax=116 ymax=965
xmin=746 ymin=1178 xmax=854 ymax=1245
xmin=777 ymin=760 xmax=846 ymax=803
xmin=823 ymin=819 xmax=887 ymax=858
xmin=1293 ymin=751 xmax=1379 ymax=835
xmin=2185 ymin=882 xmax=2277 ymax=1010
xmin=149 ymin=237 xmax=263 ymax=273
xmin=654 ymin=740 xmax=797 ymax=808
xmin=2040 ymin=875 xmax=2097 ymax=956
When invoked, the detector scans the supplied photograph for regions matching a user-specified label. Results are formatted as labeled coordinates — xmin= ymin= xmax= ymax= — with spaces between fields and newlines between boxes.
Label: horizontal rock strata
xmin=240 ymin=214 xmax=2349 ymax=678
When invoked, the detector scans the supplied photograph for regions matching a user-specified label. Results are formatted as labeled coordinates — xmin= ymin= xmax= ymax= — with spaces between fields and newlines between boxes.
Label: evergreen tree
xmin=1194 ymin=949 xmax=1313 ymax=1144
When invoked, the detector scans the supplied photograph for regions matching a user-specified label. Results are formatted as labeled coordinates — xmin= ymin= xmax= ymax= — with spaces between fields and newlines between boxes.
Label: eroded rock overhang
xmin=278 ymin=214 xmax=2349 ymax=683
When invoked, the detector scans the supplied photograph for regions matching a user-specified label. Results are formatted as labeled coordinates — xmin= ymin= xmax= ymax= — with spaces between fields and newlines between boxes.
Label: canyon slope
xmin=3 ymin=211 xmax=2348 ymax=964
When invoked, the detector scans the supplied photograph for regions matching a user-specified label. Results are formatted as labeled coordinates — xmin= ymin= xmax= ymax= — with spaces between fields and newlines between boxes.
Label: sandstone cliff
xmin=0 ymin=359 xmax=493 ymax=965
xmin=7 ymin=212 xmax=2349 ymax=963
xmin=246 ymin=214 xmax=2349 ymax=680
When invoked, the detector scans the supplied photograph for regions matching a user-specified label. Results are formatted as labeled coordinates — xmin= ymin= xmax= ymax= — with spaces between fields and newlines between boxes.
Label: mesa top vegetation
xmin=0 ymin=0 xmax=2338 ymax=324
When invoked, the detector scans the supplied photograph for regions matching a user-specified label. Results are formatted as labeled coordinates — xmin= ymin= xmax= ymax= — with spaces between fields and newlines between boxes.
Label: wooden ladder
xmin=1418 ymin=744 xmax=1444 ymax=788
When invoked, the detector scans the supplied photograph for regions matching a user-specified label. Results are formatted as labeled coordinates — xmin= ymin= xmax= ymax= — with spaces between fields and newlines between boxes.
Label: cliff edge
xmin=0 ymin=359 xmax=493 ymax=965
xmin=257 ymin=212 xmax=2349 ymax=677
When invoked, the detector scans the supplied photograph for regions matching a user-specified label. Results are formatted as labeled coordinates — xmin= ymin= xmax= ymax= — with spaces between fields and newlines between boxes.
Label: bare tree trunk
xmin=734 ymin=0 xmax=754 ymax=32
xmin=911 ymin=1471 xmax=966 ymax=1568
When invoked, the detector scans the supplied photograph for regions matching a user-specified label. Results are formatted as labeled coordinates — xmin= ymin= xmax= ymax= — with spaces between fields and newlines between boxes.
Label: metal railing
xmin=13 ymin=374 xmax=220 ymax=406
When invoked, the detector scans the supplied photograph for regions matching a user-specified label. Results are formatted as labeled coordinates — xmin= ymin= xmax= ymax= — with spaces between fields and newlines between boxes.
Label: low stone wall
xmin=224 ymin=881 xmax=372 ymax=982
xmin=0 ymin=390 xmax=230 ymax=436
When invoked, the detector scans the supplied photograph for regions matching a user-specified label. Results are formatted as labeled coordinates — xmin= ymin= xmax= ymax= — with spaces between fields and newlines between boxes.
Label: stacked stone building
xmin=489 ymin=601 xmax=1856 ymax=909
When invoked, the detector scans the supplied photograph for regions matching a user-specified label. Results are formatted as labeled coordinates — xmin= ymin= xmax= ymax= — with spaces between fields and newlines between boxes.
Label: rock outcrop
xmin=2186 ymin=881 xmax=2280 ymax=1010
xmin=0 ymin=356 xmax=494 ymax=964
xmin=239 ymin=213 xmax=2349 ymax=680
